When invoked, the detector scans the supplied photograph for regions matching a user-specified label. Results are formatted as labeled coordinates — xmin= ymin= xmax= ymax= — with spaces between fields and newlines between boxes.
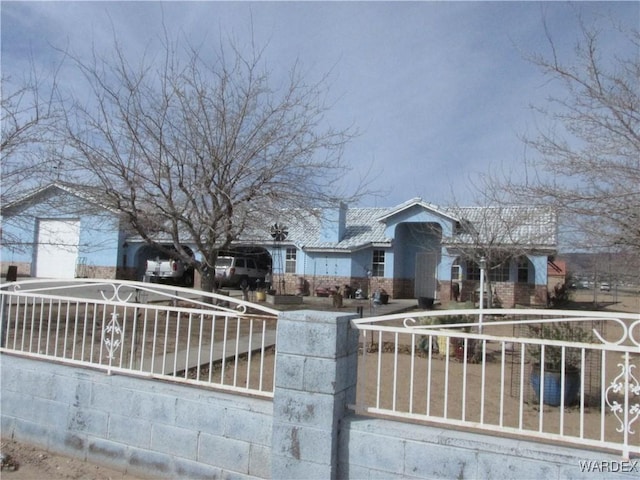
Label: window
xmin=372 ymin=250 xmax=385 ymax=277
xmin=489 ymin=261 xmax=510 ymax=282
xmin=517 ymin=257 xmax=530 ymax=283
xmin=466 ymin=258 xmax=510 ymax=282
xmin=466 ymin=261 xmax=481 ymax=281
xmin=451 ymin=258 xmax=462 ymax=282
xmin=285 ymin=248 xmax=297 ymax=273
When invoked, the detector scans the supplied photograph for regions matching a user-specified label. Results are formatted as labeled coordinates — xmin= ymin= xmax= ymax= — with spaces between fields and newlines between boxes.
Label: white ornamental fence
xmin=0 ymin=279 xmax=279 ymax=398
xmin=351 ymin=308 xmax=640 ymax=458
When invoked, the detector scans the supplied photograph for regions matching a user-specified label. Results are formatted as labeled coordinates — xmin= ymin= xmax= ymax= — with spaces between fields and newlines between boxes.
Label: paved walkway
xmin=141 ymin=330 xmax=277 ymax=375
xmin=153 ymin=294 xmax=419 ymax=374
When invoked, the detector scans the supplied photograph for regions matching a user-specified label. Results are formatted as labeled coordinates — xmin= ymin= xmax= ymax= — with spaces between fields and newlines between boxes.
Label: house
xmin=547 ymin=259 xmax=567 ymax=289
xmin=1 ymin=186 xmax=557 ymax=307
xmin=1 ymin=184 xmax=128 ymax=280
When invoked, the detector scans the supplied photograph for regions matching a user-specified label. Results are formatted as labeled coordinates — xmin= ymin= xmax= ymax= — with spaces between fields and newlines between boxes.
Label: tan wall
xmin=1 ymin=262 xmax=31 ymax=279
xmin=0 ymin=262 xmax=121 ymax=281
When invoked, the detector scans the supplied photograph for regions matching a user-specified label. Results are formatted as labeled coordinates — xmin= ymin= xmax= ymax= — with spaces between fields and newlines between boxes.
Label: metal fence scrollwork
xmin=1 ymin=279 xmax=279 ymax=398
xmin=103 ymin=312 xmax=122 ymax=367
xmin=606 ymin=362 xmax=640 ymax=434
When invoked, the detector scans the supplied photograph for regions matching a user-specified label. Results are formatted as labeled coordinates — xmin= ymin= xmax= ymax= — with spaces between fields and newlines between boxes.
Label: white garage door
xmin=35 ymin=219 xmax=80 ymax=278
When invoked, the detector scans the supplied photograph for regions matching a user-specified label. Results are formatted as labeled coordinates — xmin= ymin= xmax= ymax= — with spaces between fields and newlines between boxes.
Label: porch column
xmin=271 ymin=310 xmax=359 ymax=479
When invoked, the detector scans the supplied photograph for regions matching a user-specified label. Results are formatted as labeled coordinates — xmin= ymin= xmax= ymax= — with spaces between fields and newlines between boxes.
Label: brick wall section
xmin=280 ymin=274 xmax=395 ymax=299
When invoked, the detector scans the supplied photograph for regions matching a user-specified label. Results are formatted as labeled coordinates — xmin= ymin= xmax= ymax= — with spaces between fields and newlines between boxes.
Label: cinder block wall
xmin=2 ymin=309 xmax=635 ymax=479
xmin=0 ymin=354 xmax=273 ymax=479
xmin=339 ymin=416 xmax=635 ymax=479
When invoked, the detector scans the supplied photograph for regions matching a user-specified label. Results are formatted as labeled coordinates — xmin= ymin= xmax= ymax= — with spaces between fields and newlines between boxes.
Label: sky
xmin=2 ymin=1 xmax=638 ymax=208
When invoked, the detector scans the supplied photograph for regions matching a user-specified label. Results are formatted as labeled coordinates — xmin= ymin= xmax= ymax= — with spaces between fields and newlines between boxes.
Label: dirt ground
xmin=1 ymin=288 xmax=637 ymax=479
xmin=0 ymin=439 xmax=148 ymax=480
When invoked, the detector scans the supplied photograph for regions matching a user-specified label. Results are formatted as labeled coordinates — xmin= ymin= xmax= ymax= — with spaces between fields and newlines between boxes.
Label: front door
xmin=414 ymin=251 xmax=438 ymax=300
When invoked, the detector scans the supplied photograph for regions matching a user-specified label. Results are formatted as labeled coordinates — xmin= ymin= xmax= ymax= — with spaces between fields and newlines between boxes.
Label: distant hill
xmin=558 ymin=252 xmax=639 ymax=284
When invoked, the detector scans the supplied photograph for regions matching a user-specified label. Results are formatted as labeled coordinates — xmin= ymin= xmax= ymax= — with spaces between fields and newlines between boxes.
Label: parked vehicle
xmin=215 ymin=256 xmax=268 ymax=288
xmin=599 ymin=282 xmax=611 ymax=292
xmin=145 ymin=256 xmax=194 ymax=287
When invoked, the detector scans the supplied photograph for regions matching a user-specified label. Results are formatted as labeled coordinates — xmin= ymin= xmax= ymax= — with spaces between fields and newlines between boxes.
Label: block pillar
xmin=271 ymin=310 xmax=359 ymax=479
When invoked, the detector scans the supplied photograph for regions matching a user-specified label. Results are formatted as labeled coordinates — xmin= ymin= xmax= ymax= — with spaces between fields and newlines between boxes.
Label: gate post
xmin=271 ymin=310 xmax=359 ymax=479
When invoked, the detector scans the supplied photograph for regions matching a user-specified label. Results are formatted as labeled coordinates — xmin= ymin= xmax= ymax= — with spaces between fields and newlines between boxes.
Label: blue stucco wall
xmin=1 ymin=189 xmax=123 ymax=275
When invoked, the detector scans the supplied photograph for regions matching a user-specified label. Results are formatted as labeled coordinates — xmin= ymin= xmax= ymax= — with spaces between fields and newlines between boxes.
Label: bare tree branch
xmin=480 ymin=18 xmax=639 ymax=253
xmin=59 ymin=32 xmax=362 ymax=290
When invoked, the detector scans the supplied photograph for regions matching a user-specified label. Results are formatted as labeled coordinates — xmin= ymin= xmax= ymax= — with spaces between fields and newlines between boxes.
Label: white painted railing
xmin=351 ymin=308 xmax=640 ymax=458
xmin=0 ymin=279 xmax=279 ymax=398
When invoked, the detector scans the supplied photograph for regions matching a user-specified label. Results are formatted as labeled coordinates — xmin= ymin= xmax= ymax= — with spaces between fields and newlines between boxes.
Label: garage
xmin=35 ymin=219 xmax=80 ymax=278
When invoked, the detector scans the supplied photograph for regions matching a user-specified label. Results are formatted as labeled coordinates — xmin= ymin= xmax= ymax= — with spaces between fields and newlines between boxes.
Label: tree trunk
xmin=200 ymin=266 xmax=217 ymax=294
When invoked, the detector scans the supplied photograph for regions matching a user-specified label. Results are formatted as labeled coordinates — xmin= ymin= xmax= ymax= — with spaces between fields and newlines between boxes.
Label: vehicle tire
xmin=239 ymin=276 xmax=249 ymax=289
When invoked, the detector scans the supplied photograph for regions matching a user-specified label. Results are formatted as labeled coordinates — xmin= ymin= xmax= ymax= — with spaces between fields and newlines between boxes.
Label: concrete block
xmin=126 ymin=389 xmax=177 ymax=424
xmin=108 ymin=413 xmax=151 ymax=448
xmin=249 ymin=443 xmax=271 ymax=478
xmin=151 ymin=423 xmax=198 ymax=461
xmin=271 ymin=453 xmax=333 ymax=480
xmin=57 ymin=430 xmax=88 ymax=460
xmin=223 ymin=408 xmax=272 ymax=446
xmin=273 ymin=389 xmax=336 ymax=429
xmin=6 ymin=418 xmax=49 ymax=448
xmin=0 ymin=415 xmax=15 ymax=438
xmin=302 ymin=353 xmax=358 ymax=395
xmin=174 ymin=399 xmax=226 ymax=436
xmin=277 ymin=318 xmax=338 ymax=358
xmin=345 ymin=428 xmax=405 ymax=475
xmin=174 ymin=457 xmax=223 ymax=480
xmin=87 ymin=437 xmax=129 ymax=472
xmin=20 ymin=396 xmax=63 ymax=428
xmin=129 ymin=447 xmax=173 ymax=477
xmin=404 ymin=440 xmax=476 ymax=479
xmin=272 ymin=424 xmax=333 ymax=465
xmin=302 ymin=356 xmax=338 ymax=394
xmin=476 ymin=450 xmax=555 ymax=480
xmin=273 ymin=353 xmax=305 ymax=390
xmin=67 ymin=407 xmax=109 ymax=437
xmin=198 ymin=432 xmax=250 ymax=473
xmin=277 ymin=311 xmax=356 ymax=359
xmin=89 ymin=381 xmax=122 ymax=412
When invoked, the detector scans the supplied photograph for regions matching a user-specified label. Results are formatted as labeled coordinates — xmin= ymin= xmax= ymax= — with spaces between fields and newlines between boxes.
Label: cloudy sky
xmin=2 ymin=1 xmax=637 ymax=207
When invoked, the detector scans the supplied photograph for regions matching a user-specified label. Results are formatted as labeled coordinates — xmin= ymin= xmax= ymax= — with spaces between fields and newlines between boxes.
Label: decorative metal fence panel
xmin=1 ymin=279 xmax=279 ymax=398
xmin=351 ymin=308 xmax=640 ymax=458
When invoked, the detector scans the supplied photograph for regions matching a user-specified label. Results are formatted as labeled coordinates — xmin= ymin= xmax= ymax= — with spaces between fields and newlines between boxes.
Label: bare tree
xmin=1 ymin=62 xmax=66 ymax=251
xmin=59 ymin=34 xmax=361 ymax=291
xmin=481 ymin=19 xmax=639 ymax=253
xmin=1 ymin=65 xmax=62 ymax=203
